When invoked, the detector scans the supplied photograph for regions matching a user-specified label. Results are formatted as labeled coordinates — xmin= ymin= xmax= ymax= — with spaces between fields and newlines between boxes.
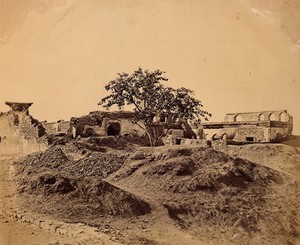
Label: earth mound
xmin=13 ymin=143 xmax=300 ymax=245
xmin=14 ymin=144 xmax=150 ymax=224
xmin=16 ymin=169 xmax=151 ymax=222
xmin=18 ymin=146 xmax=69 ymax=169
xmin=16 ymin=145 xmax=126 ymax=178
xmin=228 ymin=143 xmax=300 ymax=175
xmin=108 ymin=146 xmax=299 ymax=245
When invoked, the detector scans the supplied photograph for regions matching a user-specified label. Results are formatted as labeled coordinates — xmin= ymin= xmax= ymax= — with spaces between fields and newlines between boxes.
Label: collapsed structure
xmin=69 ymin=111 xmax=145 ymax=138
xmin=202 ymin=110 xmax=293 ymax=143
xmin=0 ymin=102 xmax=47 ymax=155
xmin=0 ymin=101 xmax=294 ymax=155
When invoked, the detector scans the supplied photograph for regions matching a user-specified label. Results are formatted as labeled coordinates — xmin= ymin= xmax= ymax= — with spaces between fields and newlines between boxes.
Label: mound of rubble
xmin=16 ymin=169 xmax=151 ymax=221
xmin=16 ymin=145 xmax=126 ymax=178
xmin=108 ymin=146 xmax=299 ymax=245
xmin=13 ymin=142 xmax=300 ymax=245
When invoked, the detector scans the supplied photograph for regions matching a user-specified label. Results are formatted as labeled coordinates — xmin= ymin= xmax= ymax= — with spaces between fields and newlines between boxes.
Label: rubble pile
xmin=57 ymin=151 xmax=126 ymax=178
xmin=17 ymin=146 xmax=69 ymax=169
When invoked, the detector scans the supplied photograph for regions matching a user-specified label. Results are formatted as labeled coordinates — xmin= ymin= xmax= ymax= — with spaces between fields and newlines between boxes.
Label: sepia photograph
xmin=0 ymin=0 xmax=299 ymax=244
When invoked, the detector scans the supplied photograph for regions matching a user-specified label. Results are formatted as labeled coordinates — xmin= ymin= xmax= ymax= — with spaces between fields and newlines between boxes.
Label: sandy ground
xmin=1 ymin=141 xmax=300 ymax=245
xmin=0 ymin=157 xmax=73 ymax=244
xmin=0 ymin=217 xmax=66 ymax=245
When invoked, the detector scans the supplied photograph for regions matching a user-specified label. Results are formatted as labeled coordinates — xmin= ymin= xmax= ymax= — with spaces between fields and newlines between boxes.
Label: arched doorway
xmin=279 ymin=112 xmax=289 ymax=122
xmin=107 ymin=122 xmax=121 ymax=136
xmin=234 ymin=115 xmax=243 ymax=122
xmin=269 ymin=113 xmax=276 ymax=121
xmin=212 ymin=134 xmax=220 ymax=141
xmin=259 ymin=114 xmax=265 ymax=121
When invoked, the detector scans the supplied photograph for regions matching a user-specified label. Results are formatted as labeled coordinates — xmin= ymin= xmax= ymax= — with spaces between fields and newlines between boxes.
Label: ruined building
xmin=202 ymin=110 xmax=293 ymax=143
xmin=0 ymin=102 xmax=294 ymax=156
xmin=0 ymin=102 xmax=48 ymax=155
xmin=42 ymin=120 xmax=70 ymax=136
xmin=70 ymin=111 xmax=145 ymax=138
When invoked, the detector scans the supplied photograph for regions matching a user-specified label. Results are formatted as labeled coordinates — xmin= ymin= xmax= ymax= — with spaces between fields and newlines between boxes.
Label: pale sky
xmin=0 ymin=0 xmax=299 ymax=134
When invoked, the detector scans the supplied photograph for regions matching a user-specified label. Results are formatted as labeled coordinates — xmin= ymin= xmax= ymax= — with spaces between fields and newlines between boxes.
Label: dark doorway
xmin=246 ymin=137 xmax=254 ymax=142
xmin=175 ymin=138 xmax=182 ymax=145
xmin=107 ymin=122 xmax=121 ymax=136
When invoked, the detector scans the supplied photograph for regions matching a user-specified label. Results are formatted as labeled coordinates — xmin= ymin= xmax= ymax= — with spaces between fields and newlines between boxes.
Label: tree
xmin=99 ymin=68 xmax=211 ymax=146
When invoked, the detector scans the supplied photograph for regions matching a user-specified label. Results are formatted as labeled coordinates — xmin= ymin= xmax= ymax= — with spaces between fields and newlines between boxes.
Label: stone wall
xmin=42 ymin=121 xmax=70 ymax=135
xmin=42 ymin=122 xmax=57 ymax=134
xmin=233 ymin=127 xmax=265 ymax=142
xmin=203 ymin=110 xmax=293 ymax=143
xmin=0 ymin=103 xmax=48 ymax=155
xmin=225 ymin=110 xmax=292 ymax=122
xmin=202 ymin=127 xmax=236 ymax=141
xmin=71 ymin=111 xmax=145 ymax=138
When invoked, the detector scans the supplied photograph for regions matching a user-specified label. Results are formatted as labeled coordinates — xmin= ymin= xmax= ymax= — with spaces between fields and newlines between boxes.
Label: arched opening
xmin=269 ymin=113 xmax=276 ymax=121
xmin=221 ymin=134 xmax=228 ymax=140
xmin=84 ymin=127 xmax=94 ymax=137
xmin=259 ymin=114 xmax=265 ymax=121
xmin=107 ymin=122 xmax=121 ymax=136
xmin=212 ymin=134 xmax=220 ymax=141
xmin=235 ymin=115 xmax=243 ymax=122
xmin=279 ymin=112 xmax=289 ymax=122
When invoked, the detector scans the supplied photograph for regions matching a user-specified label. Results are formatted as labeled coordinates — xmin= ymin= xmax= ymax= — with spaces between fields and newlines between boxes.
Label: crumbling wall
xmin=203 ymin=110 xmax=293 ymax=144
xmin=225 ymin=110 xmax=292 ymax=122
xmin=60 ymin=121 xmax=70 ymax=133
xmin=42 ymin=122 xmax=57 ymax=134
xmin=211 ymin=139 xmax=227 ymax=152
xmin=0 ymin=110 xmax=47 ymax=155
xmin=233 ymin=127 xmax=265 ymax=142
xmin=71 ymin=111 xmax=145 ymax=138
xmin=42 ymin=121 xmax=70 ymax=135
xmin=203 ymin=128 xmax=236 ymax=141
xmin=270 ymin=124 xmax=292 ymax=142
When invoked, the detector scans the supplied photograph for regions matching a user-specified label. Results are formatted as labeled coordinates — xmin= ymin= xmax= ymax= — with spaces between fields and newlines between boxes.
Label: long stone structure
xmin=202 ymin=110 xmax=293 ymax=143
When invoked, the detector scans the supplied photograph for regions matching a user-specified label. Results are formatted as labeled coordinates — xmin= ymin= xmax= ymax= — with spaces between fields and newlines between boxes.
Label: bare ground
xmin=3 ymin=137 xmax=300 ymax=245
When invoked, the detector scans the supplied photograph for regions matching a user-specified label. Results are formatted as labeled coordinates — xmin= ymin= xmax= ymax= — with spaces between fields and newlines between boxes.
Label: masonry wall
xmin=233 ymin=127 xmax=265 ymax=142
xmin=71 ymin=111 xmax=145 ymax=138
xmin=203 ymin=128 xmax=236 ymax=141
xmin=0 ymin=111 xmax=47 ymax=155
xmin=42 ymin=121 xmax=70 ymax=135
xmin=42 ymin=122 xmax=57 ymax=134
xmin=225 ymin=110 xmax=291 ymax=122
xmin=82 ymin=118 xmax=144 ymax=137
xmin=270 ymin=125 xmax=292 ymax=142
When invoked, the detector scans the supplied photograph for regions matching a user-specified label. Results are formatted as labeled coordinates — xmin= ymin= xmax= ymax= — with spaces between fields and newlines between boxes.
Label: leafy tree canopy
xmin=99 ymin=68 xmax=211 ymax=146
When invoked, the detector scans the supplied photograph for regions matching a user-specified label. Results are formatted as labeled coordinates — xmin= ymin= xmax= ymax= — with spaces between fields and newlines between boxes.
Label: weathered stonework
xmin=70 ymin=111 xmax=145 ymax=138
xmin=42 ymin=120 xmax=70 ymax=135
xmin=202 ymin=110 xmax=293 ymax=143
xmin=0 ymin=102 xmax=48 ymax=155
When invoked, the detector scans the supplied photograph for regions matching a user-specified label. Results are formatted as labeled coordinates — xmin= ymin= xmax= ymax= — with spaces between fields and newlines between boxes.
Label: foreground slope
xmin=13 ymin=140 xmax=300 ymax=245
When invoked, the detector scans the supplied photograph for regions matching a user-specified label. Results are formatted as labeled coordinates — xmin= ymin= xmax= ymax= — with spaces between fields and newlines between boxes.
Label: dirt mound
xmin=17 ymin=170 xmax=151 ymax=222
xmin=15 ymin=145 xmax=126 ymax=178
xmin=109 ymin=146 xmax=299 ymax=245
xmin=18 ymin=172 xmax=76 ymax=195
xmin=12 ymin=143 xmax=300 ymax=245
xmin=75 ymin=136 xmax=149 ymax=151
xmin=17 ymin=146 xmax=69 ymax=169
xmin=228 ymin=143 xmax=300 ymax=176
xmin=114 ymin=146 xmax=282 ymax=192
xmin=56 ymin=151 xmax=126 ymax=178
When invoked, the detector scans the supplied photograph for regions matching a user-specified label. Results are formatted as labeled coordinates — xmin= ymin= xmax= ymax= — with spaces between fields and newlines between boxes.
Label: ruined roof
xmin=5 ymin=102 xmax=33 ymax=112
xmin=225 ymin=110 xmax=288 ymax=116
xmin=202 ymin=120 xmax=292 ymax=128
xmin=88 ymin=110 xmax=135 ymax=119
